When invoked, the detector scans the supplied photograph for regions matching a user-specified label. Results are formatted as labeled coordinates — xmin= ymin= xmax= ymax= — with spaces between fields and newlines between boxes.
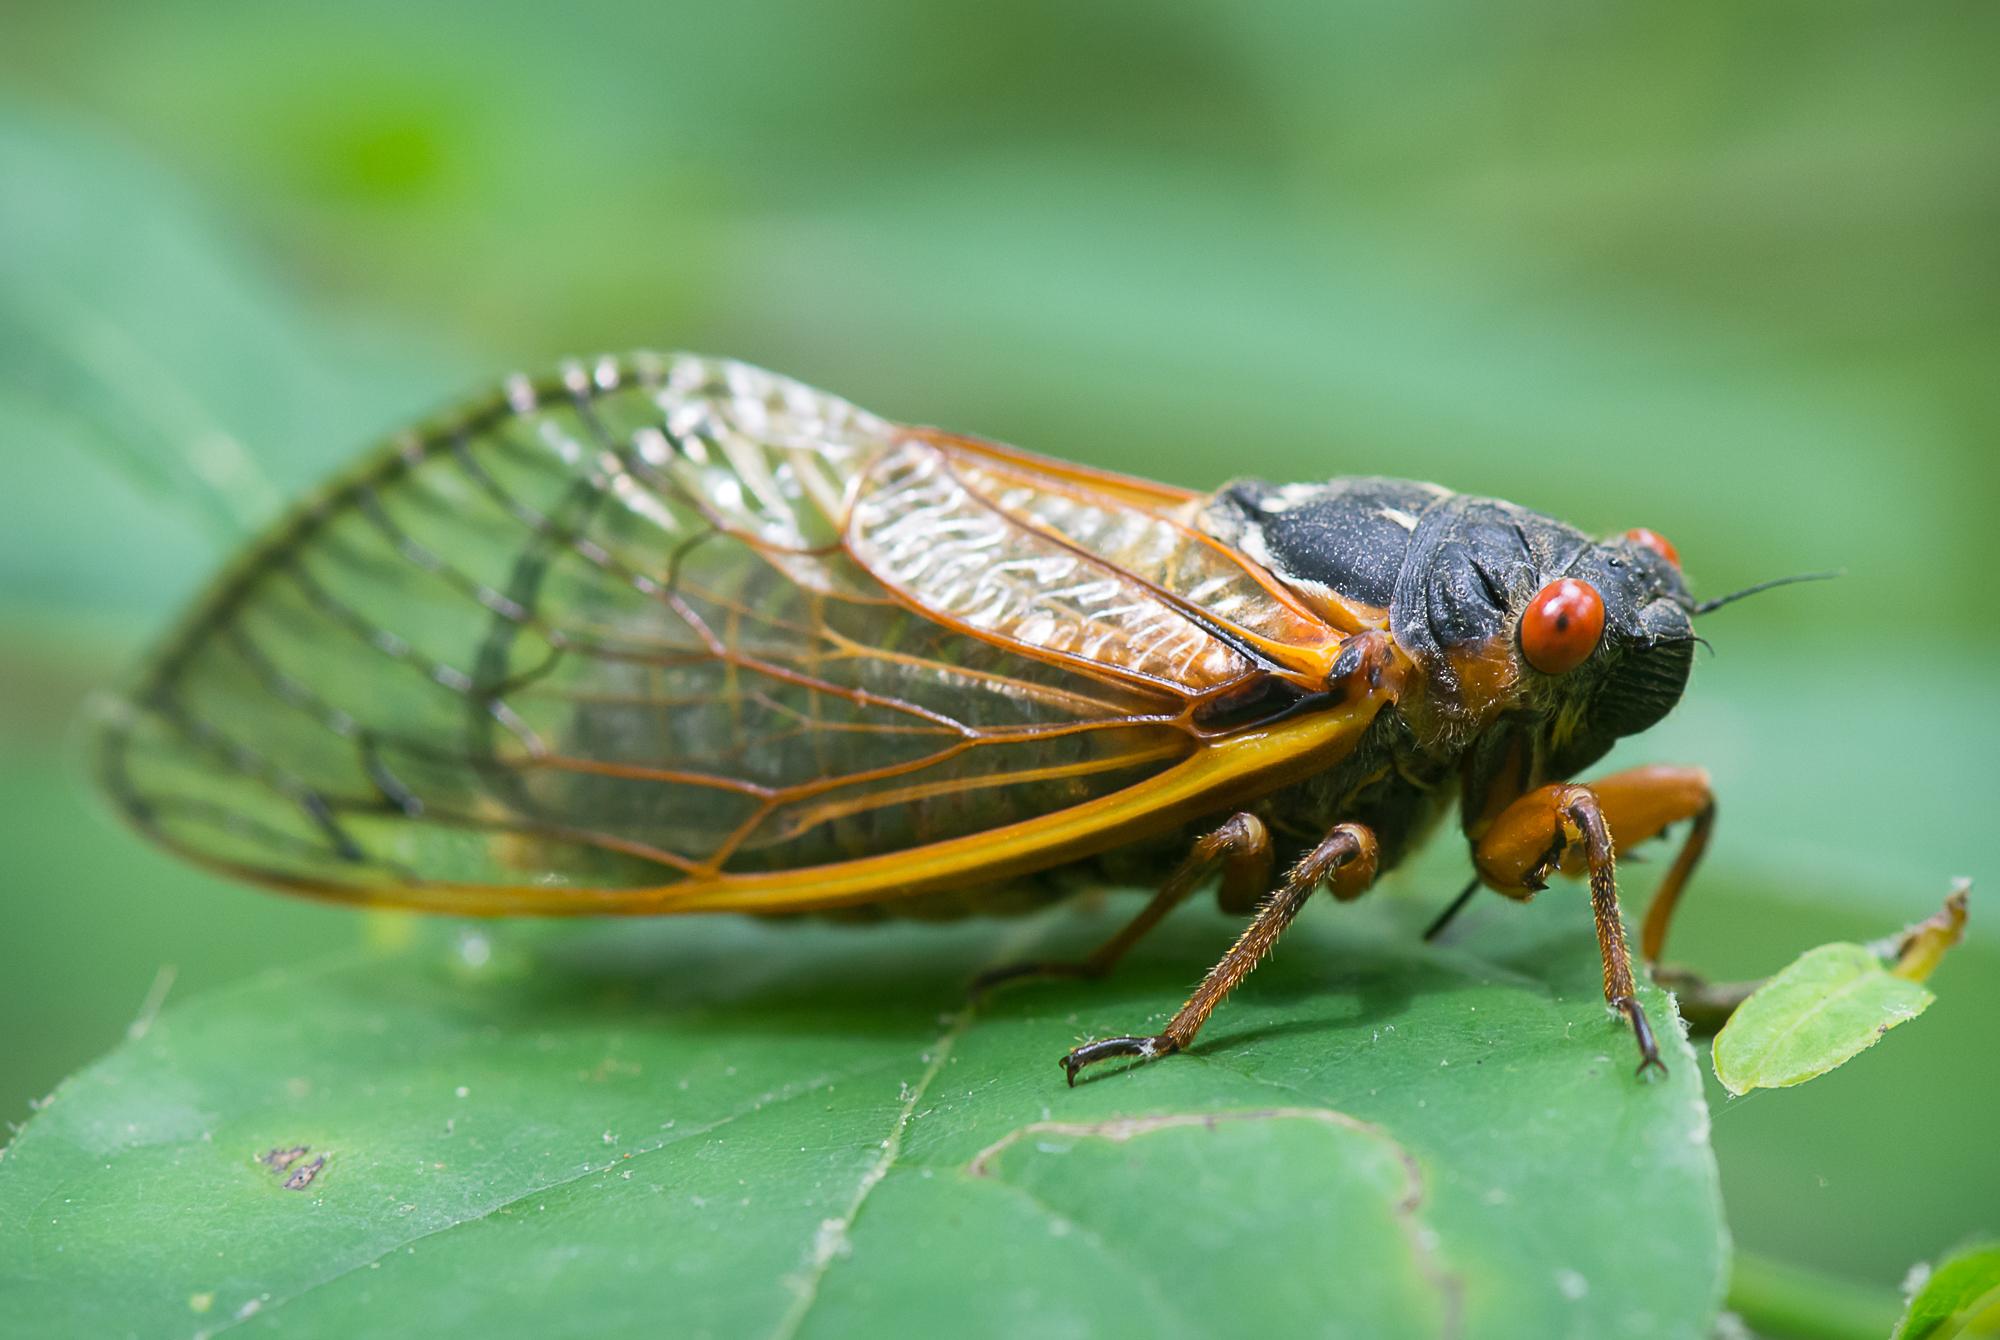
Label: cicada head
xmin=1527 ymin=532 xmax=1697 ymax=778
xmin=1411 ymin=502 xmax=1695 ymax=767
xmin=1204 ymin=477 xmax=1696 ymax=773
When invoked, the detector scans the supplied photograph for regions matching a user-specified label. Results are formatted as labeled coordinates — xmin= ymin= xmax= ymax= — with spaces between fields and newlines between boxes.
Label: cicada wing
xmin=855 ymin=431 xmax=1353 ymax=688
xmin=99 ymin=354 xmax=1197 ymax=907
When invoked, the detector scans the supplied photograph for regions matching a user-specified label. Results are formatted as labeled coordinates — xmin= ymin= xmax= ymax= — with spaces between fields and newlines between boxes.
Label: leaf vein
xmin=764 ymin=1011 xmax=974 ymax=1340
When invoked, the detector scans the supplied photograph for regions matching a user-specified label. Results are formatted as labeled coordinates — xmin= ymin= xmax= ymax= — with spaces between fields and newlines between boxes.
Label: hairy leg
xmin=971 ymin=813 xmax=1272 ymax=997
xmin=1061 ymin=822 xmax=1378 ymax=1085
xmin=1475 ymin=780 xmax=1696 ymax=1076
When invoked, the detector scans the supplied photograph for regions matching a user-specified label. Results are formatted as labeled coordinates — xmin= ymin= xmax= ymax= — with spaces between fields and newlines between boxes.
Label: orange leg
xmin=972 ymin=813 xmax=1273 ymax=997
xmin=1061 ymin=822 xmax=1378 ymax=1085
xmin=1474 ymin=765 xmax=1713 ymax=1076
xmin=1605 ymin=770 xmax=1715 ymax=964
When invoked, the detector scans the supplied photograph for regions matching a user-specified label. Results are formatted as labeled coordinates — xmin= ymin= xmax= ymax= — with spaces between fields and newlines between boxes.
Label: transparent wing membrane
xmin=107 ymin=354 xmax=1366 ymax=909
xmin=929 ymin=437 xmax=1348 ymax=679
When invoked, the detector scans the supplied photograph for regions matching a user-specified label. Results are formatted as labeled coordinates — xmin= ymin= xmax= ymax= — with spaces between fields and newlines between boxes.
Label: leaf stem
xmin=1727 ymin=1250 xmax=1904 ymax=1340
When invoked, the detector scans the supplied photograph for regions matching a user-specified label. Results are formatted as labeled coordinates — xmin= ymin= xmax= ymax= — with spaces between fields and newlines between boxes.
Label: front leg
xmin=1474 ymin=774 xmax=1712 ymax=1077
xmin=1586 ymin=766 xmax=1715 ymax=964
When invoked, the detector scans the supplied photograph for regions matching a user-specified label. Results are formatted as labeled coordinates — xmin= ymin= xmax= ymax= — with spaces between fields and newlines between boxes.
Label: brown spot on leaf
xmin=283 ymin=1155 xmax=327 ymax=1190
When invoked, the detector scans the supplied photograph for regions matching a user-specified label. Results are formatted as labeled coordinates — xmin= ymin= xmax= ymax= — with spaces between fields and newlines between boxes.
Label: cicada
xmin=100 ymin=352 xmax=1746 ymax=1083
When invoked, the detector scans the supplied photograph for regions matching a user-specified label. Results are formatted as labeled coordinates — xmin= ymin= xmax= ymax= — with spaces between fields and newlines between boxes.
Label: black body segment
xmin=1202 ymin=476 xmax=1452 ymax=609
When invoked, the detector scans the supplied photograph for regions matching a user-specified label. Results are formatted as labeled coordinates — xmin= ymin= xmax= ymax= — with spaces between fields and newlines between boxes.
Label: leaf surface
xmin=1897 ymin=1241 xmax=2000 ymax=1340
xmin=0 ymin=893 xmax=1725 ymax=1338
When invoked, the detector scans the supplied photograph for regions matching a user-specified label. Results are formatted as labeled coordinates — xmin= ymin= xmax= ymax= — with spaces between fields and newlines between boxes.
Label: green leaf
xmin=1711 ymin=942 xmax=1934 ymax=1096
xmin=0 ymin=898 xmax=1725 ymax=1337
xmin=1897 ymin=1242 xmax=2000 ymax=1340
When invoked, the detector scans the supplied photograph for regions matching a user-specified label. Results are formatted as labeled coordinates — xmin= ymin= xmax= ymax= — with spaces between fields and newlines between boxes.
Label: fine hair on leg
xmin=1060 ymin=822 xmax=1379 ymax=1084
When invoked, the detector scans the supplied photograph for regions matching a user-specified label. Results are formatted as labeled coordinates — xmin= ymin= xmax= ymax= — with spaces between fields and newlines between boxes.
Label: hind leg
xmin=971 ymin=813 xmax=1272 ymax=997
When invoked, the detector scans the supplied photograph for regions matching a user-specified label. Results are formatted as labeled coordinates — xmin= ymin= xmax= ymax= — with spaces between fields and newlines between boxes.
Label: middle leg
xmin=1061 ymin=822 xmax=1379 ymax=1085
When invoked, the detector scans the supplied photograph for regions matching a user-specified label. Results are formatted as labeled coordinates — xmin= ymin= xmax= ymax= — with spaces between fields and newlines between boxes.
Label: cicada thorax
xmin=1198 ymin=473 xmax=1699 ymax=859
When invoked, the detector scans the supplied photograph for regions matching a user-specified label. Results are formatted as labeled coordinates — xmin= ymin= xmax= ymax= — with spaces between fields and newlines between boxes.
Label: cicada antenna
xmin=1692 ymin=570 xmax=1843 ymax=617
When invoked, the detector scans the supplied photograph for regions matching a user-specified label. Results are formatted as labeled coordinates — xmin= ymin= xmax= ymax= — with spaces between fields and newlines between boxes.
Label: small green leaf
xmin=1897 ymin=1242 xmax=2000 ymax=1340
xmin=1711 ymin=942 xmax=1933 ymax=1095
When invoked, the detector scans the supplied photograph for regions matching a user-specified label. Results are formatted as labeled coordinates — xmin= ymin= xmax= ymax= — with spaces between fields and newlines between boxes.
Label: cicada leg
xmin=972 ymin=813 xmax=1272 ymax=998
xmin=1061 ymin=822 xmax=1378 ymax=1086
xmin=1435 ymin=765 xmax=1714 ymax=952
xmin=1584 ymin=766 xmax=1716 ymax=964
xmin=1476 ymin=784 xmax=1659 ymax=1075
xmin=1473 ymin=767 xmax=1715 ymax=1076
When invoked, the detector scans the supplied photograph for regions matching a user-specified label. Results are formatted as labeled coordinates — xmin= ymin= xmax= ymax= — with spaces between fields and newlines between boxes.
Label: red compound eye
xmin=1520 ymin=578 xmax=1605 ymax=675
xmin=1622 ymin=527 xmax=1681 ymax=569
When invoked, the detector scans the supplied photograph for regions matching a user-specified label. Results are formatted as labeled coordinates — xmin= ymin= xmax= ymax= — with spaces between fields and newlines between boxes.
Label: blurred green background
xmin=1 ymin=0 xmax=1993 ymax=1298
